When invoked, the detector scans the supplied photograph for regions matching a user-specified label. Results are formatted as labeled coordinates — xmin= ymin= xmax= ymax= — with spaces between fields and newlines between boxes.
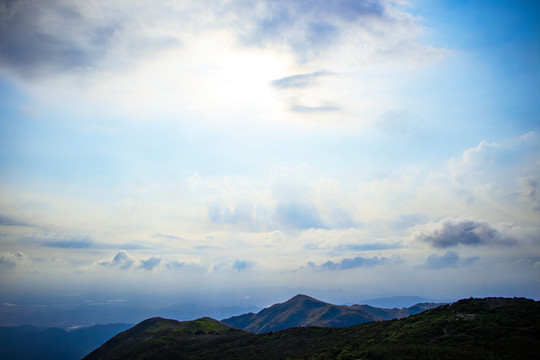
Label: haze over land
xmin=0 ymin=0 xmax=539 ymax=327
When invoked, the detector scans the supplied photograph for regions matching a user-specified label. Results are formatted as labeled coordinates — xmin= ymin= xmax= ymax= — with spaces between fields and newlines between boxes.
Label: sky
xmin=0 ymin=0 xmax=539 ymax=326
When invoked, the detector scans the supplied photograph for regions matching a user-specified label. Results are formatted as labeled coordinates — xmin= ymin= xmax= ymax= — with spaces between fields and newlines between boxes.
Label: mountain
xmin=83 ymin=297 xmax=540 ymax=360
xmin=83 ymin=317 xmax=248 ymax=360
xmin=221 ymin=294 xmax=443 ymax=333
xmin=0 ymin=323 xmax=132 ymax=360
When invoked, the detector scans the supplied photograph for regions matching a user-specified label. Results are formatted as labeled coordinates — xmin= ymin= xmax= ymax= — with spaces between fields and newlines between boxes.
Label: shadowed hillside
xmin=83 ymin=297 xmax=540 ymax=360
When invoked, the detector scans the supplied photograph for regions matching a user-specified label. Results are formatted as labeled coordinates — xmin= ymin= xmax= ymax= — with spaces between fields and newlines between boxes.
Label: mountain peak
xmin=287 ymin=294 xmax=323 ymax=302
xmin=223 ymin=294 xmax=446 ymax=334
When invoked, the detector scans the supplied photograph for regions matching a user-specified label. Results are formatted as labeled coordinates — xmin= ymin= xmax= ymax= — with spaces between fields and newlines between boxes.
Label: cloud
xmin=289 ymin=104 xmax=341 ymax=113
xmin=272 ymin=71 xmax=334 ymax=89
xmin=0 ymin=0 xmax=180 ymax=78
xmin=276 ymin=201 xmax=324 ymax=230
xmin=0 ymin=0 xmax=439 ymax=81
xmin=0 ymin=0 xmax=110 ymax=76
xmin=449 ymin=140 xmax=500 ymax=185
xmin=24 ymin=234 xmax=153 ymax=250
xmin=0 ymin=214 xmax=31 ymax=226
xmin=204 ymin=167 xmax=344 ymax=231
xmin=166 ymin=260 xmax=206 ymax=272
xmin=424 ymin=251 xmax=479 ymax=269
xmin=139 ymin=256 xmax=161 ymax=271
xmin=97 ymin=251 xmax=136 ymax=270
xmin=232 ymin=259 xmax=255 ymax=271
xmin=43 ymin=236 xmax=94 ymax=249
xmin=448 ymin=133 xmax=540 ymax=211
xmin=391 ymin=214 xmax=430 ymax=230
xmin=335 ymin=242 xmax=402 ymax=252
xmin=412 ymin=217 xmax=517 ymax=248
xmin=308 ymin=256 xmax=386 ymax=271
xmin=522 ymin=177 xmax=540 ymax=211
xmin=237 ymin=0 xmax=386 ymax=58
xmin=208 ymin=202 xmax=254 ymax=226
xmin=151 ymin=233 xmax=184 ymax=241
xmin=0 ymin=251 xmax=27 ymax=268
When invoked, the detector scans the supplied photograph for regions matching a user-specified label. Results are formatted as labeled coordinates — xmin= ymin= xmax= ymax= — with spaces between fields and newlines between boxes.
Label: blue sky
xmin=0 ymin=0 xmax=539 ymax=325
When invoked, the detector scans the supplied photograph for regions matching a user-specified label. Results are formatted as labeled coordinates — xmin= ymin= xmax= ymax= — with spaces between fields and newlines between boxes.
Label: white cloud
xmin=97 ymin=251 xmax=136 ymax=270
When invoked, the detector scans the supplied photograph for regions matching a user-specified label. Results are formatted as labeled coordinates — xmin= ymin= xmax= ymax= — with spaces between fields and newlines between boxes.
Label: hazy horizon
xmin=1 ymin=0 xmax=539 ymax=328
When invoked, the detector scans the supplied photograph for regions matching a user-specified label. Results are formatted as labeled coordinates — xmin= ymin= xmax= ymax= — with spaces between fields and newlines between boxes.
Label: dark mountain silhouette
xmin=221 ymin=294 xmax=443 ymax=333
xmin=83 ymin=297 xmax=540 ymax=360
xmin=0 ymin=323 xmax=132 ymax=360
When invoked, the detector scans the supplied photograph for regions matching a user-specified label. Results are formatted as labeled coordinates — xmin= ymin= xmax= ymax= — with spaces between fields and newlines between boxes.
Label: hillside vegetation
xmin=84 ymin=297 xmax=540 ymax=360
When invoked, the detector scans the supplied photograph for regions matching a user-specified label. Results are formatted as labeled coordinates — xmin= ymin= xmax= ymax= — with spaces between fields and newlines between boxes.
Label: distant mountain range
xmin=0 ymin=323 xmax=132 ymax=360
xmin=221 ymin=294 xmax=444 ymax=333
xmin=83 ymin=297 xmax=540 ymax=360
xmin=360 ymin=295 xmax=453 ymax=308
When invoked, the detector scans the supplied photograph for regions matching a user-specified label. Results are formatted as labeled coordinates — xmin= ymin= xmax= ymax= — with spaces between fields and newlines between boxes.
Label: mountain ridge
xmin=221 ymin=293 xmax=444 ymax=333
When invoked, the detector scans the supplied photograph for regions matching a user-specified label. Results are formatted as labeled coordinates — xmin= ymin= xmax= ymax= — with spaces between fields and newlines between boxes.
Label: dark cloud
xmin=0 ymin=1 xmax=109 ymax=77
xmin=424 ymin=251 xmax=479 ymax=269
xmin=413 ymin=218 xmax=517 ymax=248
xmin=232 ymin=259 xmax=255 ymax=271
xmin=0 ymin=0 xmax=179 ymax=78
xmin=309 ymin=255 xmax=386 ymax=271
xmin=97 ymin=251 xmax=135 ymax=270
xmin=289 ymin=104 xmax=340 ymax=113
xmin=139 ymin=256 xmax=161 ymax=271
xmin=271 ymin=71 xmax=334 ymax=89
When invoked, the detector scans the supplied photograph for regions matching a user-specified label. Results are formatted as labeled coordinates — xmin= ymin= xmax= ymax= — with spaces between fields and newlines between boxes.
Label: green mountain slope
xmin=84 ymin=297 xmax=540 ymax=360
xmin=222 ymin=294 xmax=442 ymax=333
